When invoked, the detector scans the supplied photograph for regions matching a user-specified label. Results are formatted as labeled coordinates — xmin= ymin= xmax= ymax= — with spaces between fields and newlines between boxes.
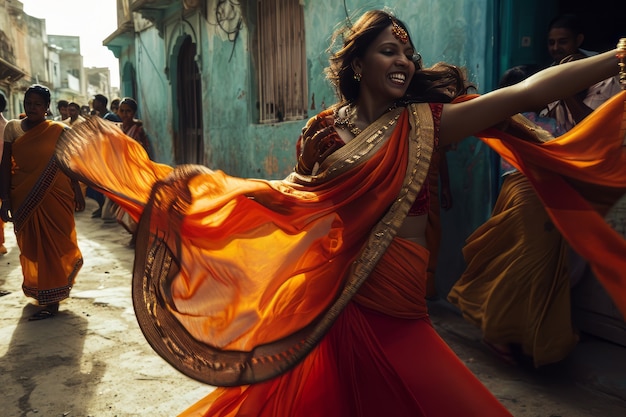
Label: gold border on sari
xmin=288 ymin=106 xmax=405 ymax=185
xmin=131 ymin=104 xmax=436 ymax=386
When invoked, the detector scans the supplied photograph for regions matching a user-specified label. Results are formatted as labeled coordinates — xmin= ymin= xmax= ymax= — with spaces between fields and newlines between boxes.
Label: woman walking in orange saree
xmin=54 ymin=10 xmax=626 ymax=417
xmin=1 ymin=85 xmax=84 ymax=320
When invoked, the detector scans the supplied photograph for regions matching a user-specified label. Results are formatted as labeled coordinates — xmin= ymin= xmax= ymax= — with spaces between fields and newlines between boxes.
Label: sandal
xmin=482 ymin=340 xmax=517 ymax=366
xmin=29 ymin=309 xmax=55 ymax=321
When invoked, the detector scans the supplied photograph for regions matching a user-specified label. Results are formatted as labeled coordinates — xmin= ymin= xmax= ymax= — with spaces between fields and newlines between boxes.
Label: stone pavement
xmin=428 ymin=300 xmax=626 ymax=416
xmin=0 ymin=199 xmax=625 ymax=416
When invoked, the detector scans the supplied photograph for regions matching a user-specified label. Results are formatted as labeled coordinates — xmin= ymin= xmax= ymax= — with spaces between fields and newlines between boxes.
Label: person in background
xmin=55 ymin=10 xmax=626 ymax=416
xmin=0 ymin=93 xmax=8 ymax=254
xmin=110 ymin=98 xmax=121 ymax=116
xmin=493 ymin=65 xmax=563 ymax=174
xmin=0 ymin=85 xmax=84 ymax=320
xmin=89 ymin=94 xmax=120 ymax=218
xmin=80 ymin=104 xmax=91 ymax=118
xmin=448 ymin=65 xmax=574 ymax=367
xmin=115 ymin=97 xmax=153 ymax=245
xmin=541 ymin=14 xmax=622 ymax=132
xmin=450 ymin=17 xmax=624 ymax=368
xmin=117 ymin=97 xmax=152 ymax=158
xmin=92 ymin=94 xmax=122 ymax=122
xmin=85 ymin=185 xmax=105 ymax=218
xmin=63 ymin=102 xmax=89 ymax=199
xmin=53 ymin=99 xmax=69 ymax=122
xmin=63 ymin=102 xmax=86 ymax=127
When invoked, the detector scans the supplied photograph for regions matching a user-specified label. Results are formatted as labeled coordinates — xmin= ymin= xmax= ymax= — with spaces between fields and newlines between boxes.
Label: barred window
xmin=256 ymin=0 xmax=307 ymax=123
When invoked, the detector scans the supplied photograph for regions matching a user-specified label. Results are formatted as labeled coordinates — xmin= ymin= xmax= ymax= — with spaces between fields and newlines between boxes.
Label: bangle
xmin=618 ymin=38 xmax=626 ymax=90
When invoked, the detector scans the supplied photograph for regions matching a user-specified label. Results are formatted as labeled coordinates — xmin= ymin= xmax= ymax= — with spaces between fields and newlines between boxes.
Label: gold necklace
xmin=334 ymin=102 xmax=400 ymax=137
xmin=334 ymin=104 xmax=362 ymax=136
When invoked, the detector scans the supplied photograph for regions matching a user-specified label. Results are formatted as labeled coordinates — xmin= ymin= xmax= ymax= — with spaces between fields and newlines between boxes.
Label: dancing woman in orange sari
xmin=1 ymin=85 xmax=84 ymax=320
xmin=54 ymin=10 xmax=626 ymax=417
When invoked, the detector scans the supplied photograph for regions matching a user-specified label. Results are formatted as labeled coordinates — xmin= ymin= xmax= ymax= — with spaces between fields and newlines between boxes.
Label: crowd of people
xmin=0 ymin=88 xmax=150 ymax=319
xmin=1 ymin=8 xmax=625 ymax=416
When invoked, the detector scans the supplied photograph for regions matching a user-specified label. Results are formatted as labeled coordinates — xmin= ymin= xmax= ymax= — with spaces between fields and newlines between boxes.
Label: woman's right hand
xmin=297 ymin=125 xmax=339 ymax=174
xmin=0 ymin=200 xmax=12 ymax=222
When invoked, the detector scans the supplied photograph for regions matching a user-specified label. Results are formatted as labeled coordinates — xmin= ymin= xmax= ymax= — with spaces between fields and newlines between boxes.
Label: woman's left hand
xmin=72 ymin=182 xmax=86 ymax=212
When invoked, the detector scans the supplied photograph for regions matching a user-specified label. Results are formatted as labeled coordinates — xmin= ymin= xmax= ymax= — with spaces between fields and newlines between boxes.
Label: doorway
xmin=176 ymin=36 xmax=204 ymax=165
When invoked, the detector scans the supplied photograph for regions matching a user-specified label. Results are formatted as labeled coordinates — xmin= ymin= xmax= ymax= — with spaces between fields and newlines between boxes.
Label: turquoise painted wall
xmin=496 ymin=0 xmax=558 ymax=73
xmin=133 ymin=27 xmax=175 ymax=164
xmin=127 ymin=0 xmax=543 ymax=294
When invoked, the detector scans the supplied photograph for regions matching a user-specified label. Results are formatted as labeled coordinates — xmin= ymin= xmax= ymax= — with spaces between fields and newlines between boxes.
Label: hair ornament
xmin=391 ymin=20 xmax=408 ymax=44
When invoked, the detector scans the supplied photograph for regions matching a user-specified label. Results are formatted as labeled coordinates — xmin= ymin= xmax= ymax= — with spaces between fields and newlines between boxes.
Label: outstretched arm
xmin=439 ymin=47 xmax=624 ymax=146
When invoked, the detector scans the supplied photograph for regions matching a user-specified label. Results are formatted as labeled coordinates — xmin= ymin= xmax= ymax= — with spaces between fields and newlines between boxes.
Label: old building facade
xmin=0 ymin=0 xmax=116 ymax=119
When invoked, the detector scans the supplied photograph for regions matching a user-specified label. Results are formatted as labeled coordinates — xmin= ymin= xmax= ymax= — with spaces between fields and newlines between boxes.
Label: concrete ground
xmin=1 ymin=199 xmax=625 ymax=417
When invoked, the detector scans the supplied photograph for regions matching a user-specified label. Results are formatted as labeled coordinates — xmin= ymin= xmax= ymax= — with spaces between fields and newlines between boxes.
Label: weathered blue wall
xmin=136 ymin=26 xmax=176 ymax=164
xmin=121 ymin=0 xmax=521 ymax=293
xmin=193 ymin=0 xmax=495 ymax=181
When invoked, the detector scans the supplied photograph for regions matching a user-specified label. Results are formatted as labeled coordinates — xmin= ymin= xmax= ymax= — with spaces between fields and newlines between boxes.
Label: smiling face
xmin=547 ymin=27 xmax=582 ymax=63
xmin=352 ymin=25 xmax=417 ymax=106
xmin=23 ymin=91 xmax=49 ymax=123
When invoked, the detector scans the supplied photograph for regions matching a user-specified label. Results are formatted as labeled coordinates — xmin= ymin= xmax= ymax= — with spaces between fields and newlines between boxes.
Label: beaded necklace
xmin=334 ymin=103 xmax=399 ymax=137
xmin=333 ymin=104 xmax=362 ymax=136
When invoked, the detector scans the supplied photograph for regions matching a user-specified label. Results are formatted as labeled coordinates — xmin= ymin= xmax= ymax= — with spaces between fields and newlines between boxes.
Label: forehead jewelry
xmin=391 ymin=20 xmax=408 ymax=44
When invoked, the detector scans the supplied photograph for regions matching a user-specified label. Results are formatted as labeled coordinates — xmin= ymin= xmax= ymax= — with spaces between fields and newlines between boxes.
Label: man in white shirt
xmin=541 ymin=14 xmax=621 ymax=132
xmin=63 ymin=102 xmax=86 ymax=126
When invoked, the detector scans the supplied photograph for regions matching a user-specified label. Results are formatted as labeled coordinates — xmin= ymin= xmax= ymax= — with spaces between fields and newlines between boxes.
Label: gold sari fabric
xmin=449 ymin=172 xmax=577 ymax=367
xmin=450 ymin=91 xmax=626 ymax=367
xmin=5 ymin=120 xmax=82 ymax=304
xmin=474 ymin=91 xmax=626 ymax=318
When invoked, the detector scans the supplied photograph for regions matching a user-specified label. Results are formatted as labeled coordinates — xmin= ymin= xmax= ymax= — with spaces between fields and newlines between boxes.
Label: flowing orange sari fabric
xmin=7 ymin=120 xmax=82 ymax=304
xmin=56 ymin=112 xmax=513 ymax=417
xmin=182 ymin=240 xmax=511 ymax=417
xmin=470 ymin=91 xmax=626 ymax=317
xmin=57 ymin=114 xmax=409 ymax=353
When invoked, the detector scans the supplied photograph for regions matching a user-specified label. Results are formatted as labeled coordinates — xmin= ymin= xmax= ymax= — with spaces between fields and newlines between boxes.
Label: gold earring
xmin=353 ymin=72 xmax=362 ymax=82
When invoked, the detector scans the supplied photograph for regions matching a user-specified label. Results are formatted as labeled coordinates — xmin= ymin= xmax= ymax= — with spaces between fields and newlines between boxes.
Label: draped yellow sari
xmin=4 ymin=119 xmax=82 ymax=304
xmin=450 ymin=91 xmax=626 ymax=366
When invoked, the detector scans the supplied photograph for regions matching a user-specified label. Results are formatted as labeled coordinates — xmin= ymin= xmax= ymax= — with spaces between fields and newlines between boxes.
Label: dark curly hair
xmin=325 ymin=10 xmax=472 ymax=105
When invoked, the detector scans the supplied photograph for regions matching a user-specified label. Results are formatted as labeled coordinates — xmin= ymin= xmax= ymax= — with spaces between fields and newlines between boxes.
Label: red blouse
xmin=296 ymin=103 xmax=442 ymax=216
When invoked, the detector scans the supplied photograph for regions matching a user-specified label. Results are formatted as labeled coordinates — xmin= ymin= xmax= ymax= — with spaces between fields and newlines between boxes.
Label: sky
xmin=21 ymin=0 xmax=120 ymax=88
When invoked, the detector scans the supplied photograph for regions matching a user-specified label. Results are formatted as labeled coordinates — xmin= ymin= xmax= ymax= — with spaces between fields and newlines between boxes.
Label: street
xmin=1 ymin=199 xmax=625 ymax=416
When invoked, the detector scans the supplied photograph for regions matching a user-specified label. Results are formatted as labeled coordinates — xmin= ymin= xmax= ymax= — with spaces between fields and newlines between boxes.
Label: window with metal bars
xmin=256 ymin=0 xmax=308 ymax=123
